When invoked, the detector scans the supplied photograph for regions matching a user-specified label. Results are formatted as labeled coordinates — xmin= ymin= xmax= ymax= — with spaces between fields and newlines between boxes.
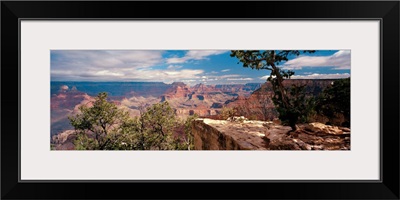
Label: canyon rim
xmin=50 ymin=50 xmax=351 ymax=150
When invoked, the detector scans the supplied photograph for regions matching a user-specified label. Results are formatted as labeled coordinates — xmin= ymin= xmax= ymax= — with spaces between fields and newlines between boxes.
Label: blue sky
xmin=51 ymin=50 xmax=350 ymax=85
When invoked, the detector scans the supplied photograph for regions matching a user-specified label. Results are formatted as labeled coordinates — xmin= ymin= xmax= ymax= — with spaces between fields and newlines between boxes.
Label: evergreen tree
xmin=230 ymin=50 xmax=316 ymax=130
xmin=69 ymin=93 xmax=195 ymax=150
xmin=316 ymin=78 xmax=350 ymax=127
xmin=69 ymin=92 xmax=130 ymax=150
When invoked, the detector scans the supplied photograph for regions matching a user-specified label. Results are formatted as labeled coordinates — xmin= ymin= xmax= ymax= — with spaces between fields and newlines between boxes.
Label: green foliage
xmin=69 ymin=92 xmax=130 ymax=150
xmin=183 ymin=114 xmax=197 ymax=150
xmin=230 ymin=50 xmax=316 ymax=130
xmin=220 ymin=106 xmax=237 ymax=120
xmin=273 ymin=85 xmax=316 ymax=126
xmin=140 ymin=101 xmax=177 ymax=150
xmin=117 ymin=116 xmax=145 ymax=150
xmin=173 ymin=114 xmax=197 ymax=150
xmin=74 ymin=133 xmax=98 ymax=150
xmin=315 ymin=78 xmax=350 ymax=127
xmin=69 ymin=93 xmax=195 ymax=150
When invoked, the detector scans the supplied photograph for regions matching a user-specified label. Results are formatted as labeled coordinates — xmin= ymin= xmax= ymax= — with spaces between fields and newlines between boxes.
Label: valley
xmin=51 ymin=81 xmax=263 ymax=136
xmin=51 ymin=80 xmax=336 ymax=137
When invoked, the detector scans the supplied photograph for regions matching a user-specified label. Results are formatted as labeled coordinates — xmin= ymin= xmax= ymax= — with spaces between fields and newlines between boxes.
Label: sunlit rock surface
xmin=192 ymin=118 xmax=350 ymax=150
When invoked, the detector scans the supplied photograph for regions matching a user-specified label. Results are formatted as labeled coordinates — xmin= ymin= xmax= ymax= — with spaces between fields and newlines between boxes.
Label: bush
xmin=315 ymin=78 xmax=350 ymax=127
xmin=220 ymin=106 xmax=237 ymax=120
xmin=69 ymin=93 xmax=195 ymax=150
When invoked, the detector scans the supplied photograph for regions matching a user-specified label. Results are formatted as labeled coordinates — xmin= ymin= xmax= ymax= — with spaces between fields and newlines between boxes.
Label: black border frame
xmin=16 ymin=18 xmax=382 ymax=184
xmin=2 ymin=1 xmax=399 ymax=199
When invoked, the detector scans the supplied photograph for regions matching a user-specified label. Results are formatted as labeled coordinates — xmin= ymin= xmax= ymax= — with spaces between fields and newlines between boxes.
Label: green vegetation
xmin=174 ymin=114 xmax=197 ymax=150
xmin=69 ymin=92 xmax=196 ymax=150
xmin=220 ymin=106 xmax=237 ymax=120
xmin=315 ymin=78 xmax=350 ymax=127
xmin=230 ymin=51 xmax=350 ymax=129
xmin=230 ymin=50 xmax=316 ymax=130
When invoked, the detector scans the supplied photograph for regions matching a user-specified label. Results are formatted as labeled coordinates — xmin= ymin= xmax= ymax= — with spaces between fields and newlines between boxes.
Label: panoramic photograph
xmin=50 ymin=50 xmax=350 ymax=150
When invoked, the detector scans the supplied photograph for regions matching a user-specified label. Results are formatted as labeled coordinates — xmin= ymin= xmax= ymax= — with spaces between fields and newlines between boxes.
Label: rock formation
xmin=159 ymin=82 xmax=255 ymax=119
xmin=51 ymin=130 xmax=76 ymax=150
xmin=51 ymin=89 xmax=94 ymax=136
xmin=50 ymin=80 xmax=345 ymax=144
xmin=225 ymin=79 xmax=338 ymax=121
xmin=192 ymin=118 xmax=350 ymax=150
xmin=192 ymin=118 xmax=268 ymax=150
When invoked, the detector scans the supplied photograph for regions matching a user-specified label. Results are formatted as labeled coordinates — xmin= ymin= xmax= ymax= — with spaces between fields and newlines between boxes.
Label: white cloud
xmin=179 ymin=73 xmax=256 ymax=85
xmin=127 ymin=69 xmax=204 ymax=81
xmin=259 ymin=75 xmax=275 ymax=80
xmin=51 ymin=50 xmax=206 ymax=82
xmin=51 ymin=50 xmax=164 ymax=76
xmin=210 ymin=71 xmax=219 ymax=74
xmin=182 ymin=79 xmax=196 ymax=82
xmin=192 ymin=74 xmax=240 ymax=81
xmin=281 ymin=50 xmax=351 ymax=70
xmin=186 ymin=50 xmax=227 ymax=60
xmin=95 ymin=70 xmax=124 ymax=77
xmin=292 ymin=73 xmax=350 ymax=79
xmin=166 ymin=50 xmax=228 ymax=64
xmin=218 ymin=74 xmax=241 ymax=79
xmin=167 ymin=65 xmax=183 ymax=70
xmin=226 ymin=78 xmax=254 ymax=81
xmin=259 ymin=73 xmax=350 ymax=80
xmin=221 ymin=69 xmax=230 ymax=72
xmin=166 ymin=57 xmax=186 ymax=64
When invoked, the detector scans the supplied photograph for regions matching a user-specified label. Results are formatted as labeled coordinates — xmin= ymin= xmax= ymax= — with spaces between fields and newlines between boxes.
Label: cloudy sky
xmin=51 ymin=50 xmax=350 ymax=85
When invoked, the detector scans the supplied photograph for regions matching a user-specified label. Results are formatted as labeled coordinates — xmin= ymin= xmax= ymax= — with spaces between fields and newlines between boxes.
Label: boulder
xmin=191 ymin=119 xmax=351 ymax=150
xmin=305 ymin=122 xmax=344 ymax=135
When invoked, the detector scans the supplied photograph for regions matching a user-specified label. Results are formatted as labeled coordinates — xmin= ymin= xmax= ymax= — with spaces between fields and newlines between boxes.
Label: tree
xmin=315 ymin=78 xmax=350 ymax=127
xmin=69 ymin=93 xmax=195 ymax=150
xmin=173 ymin=114 xmax=197 ymax=150
xmin=140 ymin=101 xmax=177 ymax=150
xmin=249 ymin=87 xmax=276 ymax=121
xmin=220 ymin=106 xmax=237 ymax=120
xmin=182 ymin=115 xmax=196 ymax=150
xmin=69 ymin=92 xmax=130 ymax=150
xmin=135 ymin=101 xmax=196 ymax=150
xmin=230 ymin=50 xmax=315 ymax=131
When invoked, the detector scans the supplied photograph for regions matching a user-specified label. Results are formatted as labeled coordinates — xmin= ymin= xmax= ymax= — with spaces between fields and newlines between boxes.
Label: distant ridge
xmin=51 ymin=81 xmax=170 ymax=97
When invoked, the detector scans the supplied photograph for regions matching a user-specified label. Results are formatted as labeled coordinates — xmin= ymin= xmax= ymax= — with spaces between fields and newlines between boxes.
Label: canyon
xmin=51 ymin=81 xmax=263 ymax=136
xmin=51 ymin=80 xmax=344 ymax=150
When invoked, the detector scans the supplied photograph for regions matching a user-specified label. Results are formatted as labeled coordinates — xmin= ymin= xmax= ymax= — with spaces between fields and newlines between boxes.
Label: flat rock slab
xmin=193 ymin=118 xmax=268 ymax=150
xmin=193 ymin=118 xmax=350 ymax=150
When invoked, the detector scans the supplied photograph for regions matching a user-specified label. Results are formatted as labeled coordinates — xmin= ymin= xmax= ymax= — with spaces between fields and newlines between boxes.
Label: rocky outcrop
xmin=160 ymin=83 xmax=254 ymax=118
xmin=51 ymin=90 xmax=92 ymax=110
xmin=192 ymin=118 xmax=350 ymax=150
xmin=161 ymin=82 xmax=191 ymax=99
xmin=50 ymin=90 xmax=95 ymax=135
xmin=192 ymin=118 xmax=268 ymax=150
xmin=225 ymin=79 xmax=340 ymax=122
xmin=50 ymin=82 xmax=263 ymax=139
xmin=51 ymin=130 xmax=77 ymax=150
xmin=175 ymin=108 xmax=218 ymax=118
xmin=191 ymin=83 xmax=216 ymax=93
xmin=305 ymin=122 xmax=350 ymax=135
xmin=215 ymin=83 xmax=262 ymax=93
